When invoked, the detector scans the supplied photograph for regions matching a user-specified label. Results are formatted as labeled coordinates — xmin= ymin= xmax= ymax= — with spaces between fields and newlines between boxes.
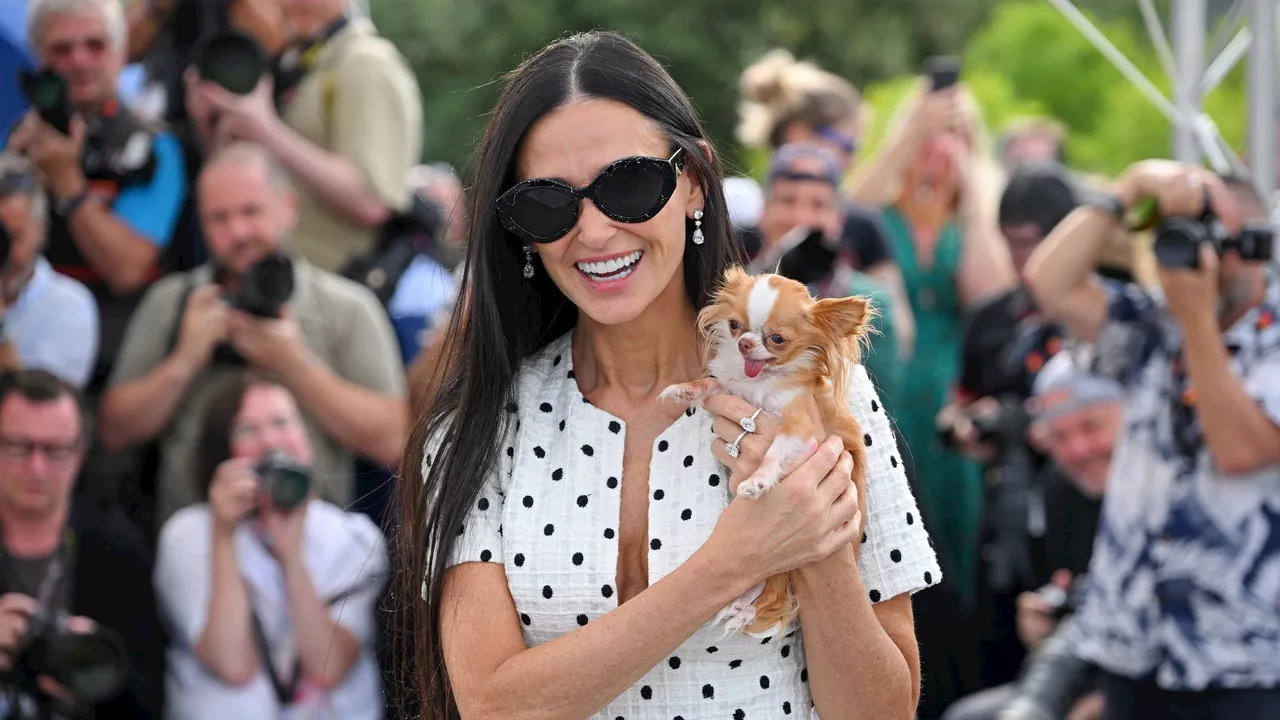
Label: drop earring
xmin=523 ymin=246 xmax=535 ymax=279
xmin=691 ymin=209 xmax=705 ymax=245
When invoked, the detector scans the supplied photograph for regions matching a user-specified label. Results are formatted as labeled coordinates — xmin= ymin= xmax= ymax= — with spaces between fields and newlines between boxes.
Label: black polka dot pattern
xmin=441 ymin=337 xmax=942 ymax=718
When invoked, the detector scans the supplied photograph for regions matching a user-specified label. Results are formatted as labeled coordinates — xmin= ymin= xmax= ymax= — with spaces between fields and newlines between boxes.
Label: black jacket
xmin=0 ymin=504 xmax=166 ymax=719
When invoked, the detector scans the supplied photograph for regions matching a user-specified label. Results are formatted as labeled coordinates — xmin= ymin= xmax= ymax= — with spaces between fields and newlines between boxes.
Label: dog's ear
xmin=811 ymin=295 xmax=872 ymax=339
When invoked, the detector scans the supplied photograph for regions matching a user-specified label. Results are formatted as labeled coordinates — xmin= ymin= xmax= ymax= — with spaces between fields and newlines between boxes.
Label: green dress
xmin=880 ymin=207 xmax=984 ymax=604
xmin=825 ymin=272 xmax=904 ymax=405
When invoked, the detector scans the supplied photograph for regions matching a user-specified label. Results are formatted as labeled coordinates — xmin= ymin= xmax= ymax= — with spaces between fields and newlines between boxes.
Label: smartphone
xmin=923 ymin=55 xmax=961 ymax=92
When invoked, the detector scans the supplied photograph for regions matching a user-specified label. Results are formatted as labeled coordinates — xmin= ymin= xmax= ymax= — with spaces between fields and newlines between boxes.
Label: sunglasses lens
xmin=594 ymin=161 xmax=670 ymax=220
xmin=509 ymin=185 xmax=578 ymax=241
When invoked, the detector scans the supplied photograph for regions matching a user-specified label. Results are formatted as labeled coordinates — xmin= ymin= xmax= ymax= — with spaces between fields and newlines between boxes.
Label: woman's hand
xmin=903 ymin=81 xmax=963 ymax=144
xmin=704 ymin=436 xmax=862 ymax=587
xmin=704 ymin=393 xmax=826 ymax=493
xmin=208 ymin=457 xmax=259 ymax=532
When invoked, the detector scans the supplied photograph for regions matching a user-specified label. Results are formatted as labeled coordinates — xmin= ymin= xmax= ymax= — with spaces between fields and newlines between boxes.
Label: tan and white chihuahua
xmin=661 ymin=266 xmax=872 ymax=638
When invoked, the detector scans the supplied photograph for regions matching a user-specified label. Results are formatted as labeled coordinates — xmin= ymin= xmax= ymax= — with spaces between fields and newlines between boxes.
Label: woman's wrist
xmin=687 ymin=540 xmax=760 ymax=609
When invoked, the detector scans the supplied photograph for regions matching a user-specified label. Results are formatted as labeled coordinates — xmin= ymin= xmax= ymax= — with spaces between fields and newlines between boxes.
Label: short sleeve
xmin=331 ymin=42 xmax=423 ymax=212
xmin=153 ymin=506 xmax=213 ymax=645
xmin=1091 ymin=280 xmax=1164 ymax=387
xmin=1244 ymin=329 xmax=1280 ymax=427
xmin=430 ymin=418 xmax=515 ymax=569
xmin=847 ymin=363 xmax=943 ymax=602
xmin=111 ymin=131 xmax=187 ymax=248
xmin=840 ymin=204 xmax=894 ymax=269
xmin=331 ymin=281 xmax=409 ymax=398
xmin=106 ymin=274 xmax=189 ymax=387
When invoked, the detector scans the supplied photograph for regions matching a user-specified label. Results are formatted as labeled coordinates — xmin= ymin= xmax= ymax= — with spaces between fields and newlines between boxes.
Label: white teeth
xmin=576 ymin=250 xmax=643 ymax=278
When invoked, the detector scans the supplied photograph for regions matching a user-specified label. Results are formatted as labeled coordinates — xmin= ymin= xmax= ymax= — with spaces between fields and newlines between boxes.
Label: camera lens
xmin=1153 ymin=217 xmax=1209 ymax=269
xmin=236 ymin=254 xmax=295 ymax=317
xmin=269 ymin=465 xmax=311 ymax=511
xmin=20 ymin=70 xmax=67 ymax=110
xmin=59 ymin=631 xmax=130 ymax=704
xmin=0 ymin=222 xmax=11 ymax=271
xmin=194 ymin=31 xmax=268 ymax=95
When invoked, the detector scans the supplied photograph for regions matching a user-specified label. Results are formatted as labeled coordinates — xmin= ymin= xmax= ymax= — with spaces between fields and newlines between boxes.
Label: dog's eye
xmin=728 ymin=320 xmax=741 ymax=332
xmin=768 ymin=334 xmax=785 ymax=345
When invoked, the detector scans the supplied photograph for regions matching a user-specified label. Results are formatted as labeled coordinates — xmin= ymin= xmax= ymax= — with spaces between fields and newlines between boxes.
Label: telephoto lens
xmin=230 ymin=254 xmax=295 ymax=318
xmin=193 ymin=30 xmax=269 ymax=95
xmin=256 ymin=451 xmax=311 ymax=512
xmin=17 ymin=610 xmax=130 ymax=707
xmin=17 ymin=69 xmax=73 ymax=134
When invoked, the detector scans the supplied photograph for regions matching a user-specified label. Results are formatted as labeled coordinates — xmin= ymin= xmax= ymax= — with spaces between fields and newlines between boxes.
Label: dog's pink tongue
xmin=744 ymin=358 xmax=767 ymax=378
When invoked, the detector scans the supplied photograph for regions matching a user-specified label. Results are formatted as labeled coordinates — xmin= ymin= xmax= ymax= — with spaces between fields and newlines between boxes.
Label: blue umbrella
xmin=0 ymin=1 xmax=32 ymax=138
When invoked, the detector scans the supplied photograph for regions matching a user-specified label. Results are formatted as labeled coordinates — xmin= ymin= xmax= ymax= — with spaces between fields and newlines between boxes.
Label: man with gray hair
xmin=99 ymin=142 xmax=407 ymax=529
xmin=0 ymin=153 xmax=98 ymax=388
xmin=6 ymin=0 xmax=187 ymax=394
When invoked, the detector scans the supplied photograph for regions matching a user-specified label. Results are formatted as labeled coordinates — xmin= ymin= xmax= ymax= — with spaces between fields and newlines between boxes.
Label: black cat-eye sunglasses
xmin=496 ymin=148 xmax=685 ymax=244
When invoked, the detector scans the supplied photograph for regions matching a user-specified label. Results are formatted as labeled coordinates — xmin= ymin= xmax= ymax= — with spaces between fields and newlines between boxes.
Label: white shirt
xmin=442 ymin=331 xmax=941 ymax=719
xmin=6 ymin=258 xmax=99 ymax=388
xmin=154 ymin=500 xmax=388 ymax=720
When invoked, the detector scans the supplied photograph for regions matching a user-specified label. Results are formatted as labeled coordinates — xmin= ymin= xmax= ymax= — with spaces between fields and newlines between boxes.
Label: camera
xmin=193 ymin=29 xmax=269 ymax=95
xmin=0 ymin=221 xmax=11 ymax=272
xmin=924 ymin=55 xmax=961 ymax=92
xmin=996 ymin=575 xmax=1096 ymax=720
xmin=1153 ymin=209 xmax=1274 ymax=270
xmin=255 ymin=450 xmax=311 ymax=512
xmin=227 ymin=254 xmax=294 ymax=318
xmin=10 ymin=610 xmax=130 ymax=711
xmin=17 ymin=69 xmax=73 ymax=135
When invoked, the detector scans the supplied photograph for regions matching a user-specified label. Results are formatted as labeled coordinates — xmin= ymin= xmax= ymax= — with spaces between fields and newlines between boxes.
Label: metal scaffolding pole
xmin=1248 ymin=0 xmax=1277 ymax=202
xmin=1172 ymin=0 xmax=1208 ymax=162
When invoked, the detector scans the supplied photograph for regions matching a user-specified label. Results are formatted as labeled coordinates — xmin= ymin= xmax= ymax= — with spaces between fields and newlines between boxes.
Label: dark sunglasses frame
xmin=497 ymin=148 xmax=685 ymax=244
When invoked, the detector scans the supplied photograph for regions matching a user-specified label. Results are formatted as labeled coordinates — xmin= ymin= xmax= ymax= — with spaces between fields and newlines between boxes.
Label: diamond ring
xmin=739 ymin=407 xmax=763 ymax=433
xmin=726 ymin=429 xmax=749 ymax=459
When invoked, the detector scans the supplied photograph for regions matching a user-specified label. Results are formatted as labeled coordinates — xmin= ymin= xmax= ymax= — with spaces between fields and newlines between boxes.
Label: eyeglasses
xmin=0 ymin=435 xmax=81 ymax=462
xmin=496 ymin=148 xmax=685 ymax=244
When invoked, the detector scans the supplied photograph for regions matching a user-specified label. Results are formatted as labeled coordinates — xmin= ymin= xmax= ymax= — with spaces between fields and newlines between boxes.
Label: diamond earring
xmin=691 ymin=209 xmax=704 ymax=245
xmin=523 ymin=246 xmax=535 ymax=279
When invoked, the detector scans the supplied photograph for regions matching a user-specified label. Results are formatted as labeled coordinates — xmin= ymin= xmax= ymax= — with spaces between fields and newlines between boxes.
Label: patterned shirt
xmin=1069 ymin=273 xmax=1280 ymax=691
xmin=439 ymin=331 xmax=941 ymax=719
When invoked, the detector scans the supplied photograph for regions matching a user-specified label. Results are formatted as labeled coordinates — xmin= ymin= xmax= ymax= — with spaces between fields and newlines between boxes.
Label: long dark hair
xmin=393 ymin=30 xmax=743 ymax=719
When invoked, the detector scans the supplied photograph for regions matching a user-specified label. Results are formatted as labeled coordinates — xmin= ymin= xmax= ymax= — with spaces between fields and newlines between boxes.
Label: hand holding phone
xmin=923 ymin=55 xmax=961 ymax=92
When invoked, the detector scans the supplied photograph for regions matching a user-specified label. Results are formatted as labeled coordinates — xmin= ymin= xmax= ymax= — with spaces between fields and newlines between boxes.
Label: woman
xmin=737 ymin=48 xmax=916 ymax=357
xmin=398 ymin=31 xmax=940 ymax=720
xmin=848 ymin=83 xmax=1015 ymax=604
xmin=154 ymin=371 xmax=388 ymax=719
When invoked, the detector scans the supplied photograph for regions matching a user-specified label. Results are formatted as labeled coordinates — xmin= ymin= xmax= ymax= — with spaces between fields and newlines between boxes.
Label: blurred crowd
xmin=0 ymin=0 xmax=1275 ymax=719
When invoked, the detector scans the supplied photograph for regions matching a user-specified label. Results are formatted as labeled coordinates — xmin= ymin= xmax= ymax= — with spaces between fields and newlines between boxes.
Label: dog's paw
xmin=714 ymin=583 xmax=764 ymax=635
xmin=658 ymin=384 xmax=698 ymax=405
xmin=736 ymin=472 xmax=779 ymax=500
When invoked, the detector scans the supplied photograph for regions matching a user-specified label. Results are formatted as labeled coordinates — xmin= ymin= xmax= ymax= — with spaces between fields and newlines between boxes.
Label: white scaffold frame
xmin=1047 ymin=0 xmax=1278 ymax=219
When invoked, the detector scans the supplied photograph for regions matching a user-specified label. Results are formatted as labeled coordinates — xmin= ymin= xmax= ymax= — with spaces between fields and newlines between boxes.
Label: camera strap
xmin=246 ymin=573 xmax=383 ymax=706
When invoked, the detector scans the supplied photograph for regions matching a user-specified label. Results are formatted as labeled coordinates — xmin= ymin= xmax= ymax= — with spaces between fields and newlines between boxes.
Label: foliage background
xmin=368 ymin=0 xmax=1249 ymax=179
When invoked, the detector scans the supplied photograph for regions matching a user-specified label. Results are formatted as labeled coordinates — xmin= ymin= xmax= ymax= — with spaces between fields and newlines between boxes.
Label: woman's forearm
xmin=793 ymin=546 xmax=917 ymax=720
xmin=956 ymin=189 xmax=1016 ymax=307
xmin=448 ymin=548 xmax=750 ymax=720
xmin=194 ymin=529 xmax=259 ymax=685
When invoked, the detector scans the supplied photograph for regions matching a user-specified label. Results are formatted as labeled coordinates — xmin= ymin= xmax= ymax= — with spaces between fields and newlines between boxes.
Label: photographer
xmin=1025 ymin=161 xmax=1280 ymax=718
xmin=154 ymin=369 xmax=387 ymax=718
xmin=0 ymin=154 xmax=97 ymax=389
xmin=935 ymin=163 xmax=1078 ymax=689
xmin=944 ymin=353 xmax=1117 ymax=720
xmin=184 ymin=0 xmax=422 ymax=274
xmin=98 ymin=142 xmax=407 ymax=529
xmin=7 ymin=0 xmax=187 ymax=394
xmin=0 ymin=370 xmax=163 ymax=718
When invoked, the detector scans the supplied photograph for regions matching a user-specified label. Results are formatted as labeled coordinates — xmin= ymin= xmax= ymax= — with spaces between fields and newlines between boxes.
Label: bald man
xmin=99 ymin=142 xmax=407 ymax=528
